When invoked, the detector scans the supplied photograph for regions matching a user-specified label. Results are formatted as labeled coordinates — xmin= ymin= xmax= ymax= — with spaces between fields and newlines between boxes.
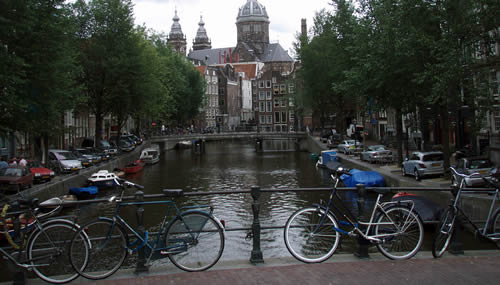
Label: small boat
xmin=123 ymin=159 xmax=145 ymax=174
xmin=340 ymin=169 xmax=386 ymax=187
xmin=139 ymin=148 xmax=160 ymax=164
xmin=69 ymin=186 xmax=98 ymax=200
xmin=316 ymin=150 xmax=338 ymax=168
xmin=87 ymin=170 xmax=121 ymax=188
xmin=176 ymin=140 xmax=193 ymax=149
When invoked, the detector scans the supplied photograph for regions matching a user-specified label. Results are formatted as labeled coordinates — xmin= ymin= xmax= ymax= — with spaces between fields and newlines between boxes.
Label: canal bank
xmin=6 ymin=143 xmax=149 ymax=202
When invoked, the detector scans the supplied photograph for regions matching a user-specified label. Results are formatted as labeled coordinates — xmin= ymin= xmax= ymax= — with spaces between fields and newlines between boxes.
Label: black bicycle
xmin=432 ymin=167 xmax=500 ymax=258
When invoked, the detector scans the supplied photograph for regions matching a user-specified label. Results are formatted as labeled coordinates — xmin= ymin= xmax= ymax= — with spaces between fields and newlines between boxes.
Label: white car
xmin=402 ymin=151 xmax=444 ymax=181
xmin=337 ymin=140 xmax=362 ymax=154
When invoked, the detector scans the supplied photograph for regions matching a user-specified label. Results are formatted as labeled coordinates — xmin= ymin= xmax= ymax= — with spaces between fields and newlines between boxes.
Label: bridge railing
xmin=6 ymin=184 xmax=496 ymax=283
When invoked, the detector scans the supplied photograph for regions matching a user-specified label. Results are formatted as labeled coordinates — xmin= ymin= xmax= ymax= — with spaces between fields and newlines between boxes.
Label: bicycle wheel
xmin=27 ymin=220 xmax=88 ymax=284
xmin=490 ymin=208 xmax=500 ymax=249
xmin=432 ymin=208 xmax=456 ymax=258
xmin=70 ymin=219 xmax=127 ymax=280
xmin=374 ymin=206 xmax=424 ymax=260
xmin=284 ymin=207 xmax=340 ymax=263
xmin=166 ymin=211 xmax=224 ymax=271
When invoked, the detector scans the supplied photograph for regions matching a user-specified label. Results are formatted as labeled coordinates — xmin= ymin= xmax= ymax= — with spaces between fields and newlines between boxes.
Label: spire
xmin=193 ymin=14 xmax=212 ymax=51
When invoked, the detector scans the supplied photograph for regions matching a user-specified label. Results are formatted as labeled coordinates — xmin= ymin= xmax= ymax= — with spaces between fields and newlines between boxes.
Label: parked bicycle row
xmin=1 ymin=166 xmax=499 ymax=283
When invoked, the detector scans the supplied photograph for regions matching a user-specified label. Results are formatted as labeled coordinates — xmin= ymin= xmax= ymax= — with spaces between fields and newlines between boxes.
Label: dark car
xmin=27 ymin=160 xmax=55 ymax=183
xmin=452 ymin=157 xmax=495 ymax=187
xmin=71 ymin=149 xmax=94 ymax=167
xmin=0 ymin=167 xmax=33 ymax=192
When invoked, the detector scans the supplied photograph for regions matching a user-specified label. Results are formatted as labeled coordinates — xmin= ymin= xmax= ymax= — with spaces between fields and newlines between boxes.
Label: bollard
xmin=250 ymin=186 xmax=264 ymax=264
xmin=354 ymin=184 xmax=370 ymax=258
xmin=134 ymin=190 xmax=149 ymax=274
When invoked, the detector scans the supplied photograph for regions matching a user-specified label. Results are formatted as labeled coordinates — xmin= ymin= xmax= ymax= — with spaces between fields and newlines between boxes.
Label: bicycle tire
xmin=374 ymin=206 xmax=424 ymax=260
xmin=166 ymin=211 xmax=224 ymax=271
xmin=432 ymin=208 xmax=456 ymax=258
xmin=490 ymin=208 xmax=500 ymax=249
xmin=27 ymin=220 xmax=88 ymax=284
xmin=70 ymin=219 xmax=128 ymax=280
xmin=284 ymin=207 xmax=340 ymax=263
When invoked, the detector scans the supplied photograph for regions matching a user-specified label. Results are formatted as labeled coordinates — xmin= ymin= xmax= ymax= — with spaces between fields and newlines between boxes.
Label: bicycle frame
xmin=318 ymin=174 xmax=417 ymax=243
xmin=450 ymin=175 xmax=500 ymax=241
xmin=103 ymin=199 xmax=214 ymax=262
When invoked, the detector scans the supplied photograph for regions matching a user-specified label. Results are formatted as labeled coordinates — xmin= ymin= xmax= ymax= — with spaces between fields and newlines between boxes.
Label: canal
xmin=1 ymin=139 xmax=496 ymax=282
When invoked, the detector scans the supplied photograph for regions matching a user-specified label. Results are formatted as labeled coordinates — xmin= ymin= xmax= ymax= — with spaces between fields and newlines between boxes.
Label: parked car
xmin=48 ymin=149 xmax=83 ymax=174
xmin=337 ymin=140 xmax=362 ymax=154
xmin=320 ymin=130 xmax=331 ymax=143
xmin=71 ymin=149 xmax=93 ymax=167
xmin=0 ymin=167 xmax=33 ymax=192
xmin=360 ymin=145 xmax=393 ymax=163
xmin=402 ymin=151 xmax=444 ymax=181
xmin=99 ymin=140 xmax=119 ymax=156
xmin=118 ymin=139 xmax=134 ymax=152
xmin=27 ymin=160 xmax=55 ymax=183
xmin=452 ymin=157 xmax=494 ymax=187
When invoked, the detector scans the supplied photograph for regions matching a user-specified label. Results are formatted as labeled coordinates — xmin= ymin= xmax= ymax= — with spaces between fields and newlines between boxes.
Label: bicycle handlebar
xmin=113 ymin=178 xmax=144 ymax=190
xmin=449 ymin=167 xmax=480 ymax=180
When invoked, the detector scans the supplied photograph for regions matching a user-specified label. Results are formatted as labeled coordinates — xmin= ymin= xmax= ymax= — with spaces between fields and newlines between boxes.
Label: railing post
xmin=250 ymin=186 xmax=264 ymax=264
xmin=354 ymin=184 xmax=370 ymax=259
xmin=134 ymin=190 xmax=149 ymax=274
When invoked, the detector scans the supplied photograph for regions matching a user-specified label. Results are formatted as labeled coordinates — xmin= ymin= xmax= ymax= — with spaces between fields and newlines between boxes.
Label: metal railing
xmin=5 ymin=184 xmax=498 ymax=283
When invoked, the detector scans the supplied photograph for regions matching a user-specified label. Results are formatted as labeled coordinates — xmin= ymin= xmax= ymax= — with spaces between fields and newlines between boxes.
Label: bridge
xmin=149 ymin=131 xmax=309 ymax=152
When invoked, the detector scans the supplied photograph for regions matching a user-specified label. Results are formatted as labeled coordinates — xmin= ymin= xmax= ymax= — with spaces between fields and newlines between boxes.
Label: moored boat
xmin=139 ymin=148 xmax=160 ymax=164
xmin=316 ymin=150 xmax=338 ymax=168
xmin=123 ymin=159 xmax=145 ymax=174
xmin=87 ymin=170 xmax=121 ymax=188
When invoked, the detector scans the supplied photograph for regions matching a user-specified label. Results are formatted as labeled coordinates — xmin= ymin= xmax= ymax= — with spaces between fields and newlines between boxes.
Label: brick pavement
xmin=72 ymin=254 xmax=500 ymax=285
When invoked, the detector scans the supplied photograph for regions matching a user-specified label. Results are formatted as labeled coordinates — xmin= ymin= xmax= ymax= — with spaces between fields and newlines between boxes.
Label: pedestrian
xmin=19 ymin=156 xmax=27 ymax=167
xmin=9 ymin=157 xmax=17 ymax=167
xmin=0 ymin=157 xmax=8 ymax=169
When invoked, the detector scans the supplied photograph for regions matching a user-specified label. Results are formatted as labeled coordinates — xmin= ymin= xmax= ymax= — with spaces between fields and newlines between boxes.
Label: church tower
xmin=167 ymin=10 xmax=187 ymax=56
xmin=192 ymin=16 xmax=212 ymax=51
xmin=235 ymin=0 xmax=270 ymax=58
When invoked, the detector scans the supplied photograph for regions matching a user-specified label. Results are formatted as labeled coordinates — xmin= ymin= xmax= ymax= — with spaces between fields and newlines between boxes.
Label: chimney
xmin=301 ymin=19 xmax=307 ymax=38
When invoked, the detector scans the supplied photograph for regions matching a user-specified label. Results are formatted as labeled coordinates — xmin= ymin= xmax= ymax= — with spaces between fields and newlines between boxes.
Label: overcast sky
xmin=132 ymin=0 xmax=331 ymax=55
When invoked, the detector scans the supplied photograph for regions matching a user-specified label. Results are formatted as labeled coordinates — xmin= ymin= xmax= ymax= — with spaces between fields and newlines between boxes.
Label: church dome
xmin=195 ymin=16 xmax=209 ymax=42
xmin=236 ymin=0 xmax=269 ymax=23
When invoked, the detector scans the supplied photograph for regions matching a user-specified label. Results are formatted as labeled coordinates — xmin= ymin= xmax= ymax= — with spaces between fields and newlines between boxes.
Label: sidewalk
xmin=70 ymin=251 xmax=500 ymax=285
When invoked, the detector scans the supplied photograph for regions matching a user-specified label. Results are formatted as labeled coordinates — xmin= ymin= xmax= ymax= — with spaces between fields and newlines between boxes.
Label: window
xmin=280 ymin=84 xmax=286 ymax=94
xmin=266 ymin=101 xmax=272 ymax=112
xmin=288 ymin=83 xmax=295 ymax=94
xmin=243 ymin=25 xmax=250 ymax=32
xmin=254 ymin=24 xmax=261 ymax=32
xmin=260 ymin=115 xmax=266 ymax=124
xmin=259 ymin=81 xmax=265 ymax=88
xmin=281 ymin=99 xmax=287 ymax=107
xmin=275 ymin=112 xmax=280 ymax=123
xmin=281 ymin=112 xmax=287 ymax=123
xmin=272 ymin=77 xmax=277 ymax=83
xmin=252 ymin=80 xmax=257 ymax=86
xmin=267 ymin=115 xmax=273 ymax=124
xmin=274 ymin=98 xmax=280 ymax=107
xmin=273 ymin=84 xmax=279 ymax=94
xmin=259 ymin=102 xmax=265 ymax=112
xmin=266 ymin=80 xmax=271 ymax=88
xmin=259 ymin=91 xmax=265 ymax=100
xmin=266 ymin=91 xmax=272 ymax=100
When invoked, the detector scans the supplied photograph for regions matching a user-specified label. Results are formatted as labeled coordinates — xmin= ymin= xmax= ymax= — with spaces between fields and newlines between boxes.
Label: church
xmin=167 ymin=0 xmax=298 ymax=132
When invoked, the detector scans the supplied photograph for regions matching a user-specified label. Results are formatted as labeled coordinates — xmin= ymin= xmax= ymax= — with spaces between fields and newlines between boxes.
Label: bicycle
xmin=284 ymin=167 xmax=424 ymax=263
xmin=432 ymin=167 xmax=500 ymax=258
xmin=69 ymin=179 xmax=225 ymax=280
xmin=0 ymin=197 xmax=89 ymax=284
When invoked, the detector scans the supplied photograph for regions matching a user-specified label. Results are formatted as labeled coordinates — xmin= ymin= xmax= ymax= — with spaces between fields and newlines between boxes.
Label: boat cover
xmin=340 ymin=169 xmax=386 ymax=187
xmin=69 ymin=186 xmax=98 ymax=195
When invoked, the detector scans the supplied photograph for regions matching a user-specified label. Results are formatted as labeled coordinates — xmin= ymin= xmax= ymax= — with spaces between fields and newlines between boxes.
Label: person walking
xmin=0 ymin=157 xmax=8 ymax=169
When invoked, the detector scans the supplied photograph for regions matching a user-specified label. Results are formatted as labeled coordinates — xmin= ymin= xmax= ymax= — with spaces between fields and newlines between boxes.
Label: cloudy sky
xmin=132 ymin=0 xmax=331 ymax=55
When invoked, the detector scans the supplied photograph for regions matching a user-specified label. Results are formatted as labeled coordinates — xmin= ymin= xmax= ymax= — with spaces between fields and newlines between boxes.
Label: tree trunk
xmin=440 ymin=99 xmax=451 ymax=177
xmin=95 ymin=112 xmax=103 ymax=143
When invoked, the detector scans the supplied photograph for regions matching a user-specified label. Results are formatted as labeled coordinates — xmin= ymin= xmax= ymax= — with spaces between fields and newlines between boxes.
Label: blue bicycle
xmin=69 ymin=179 xmax=225 ymax=280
